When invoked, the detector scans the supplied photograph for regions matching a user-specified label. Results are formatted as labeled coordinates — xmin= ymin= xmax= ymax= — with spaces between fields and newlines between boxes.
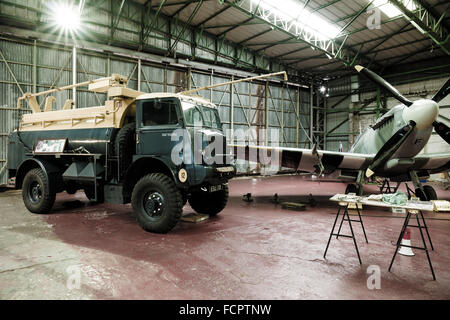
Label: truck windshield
xmin=181 ymin=101 xmax=222 ymax=130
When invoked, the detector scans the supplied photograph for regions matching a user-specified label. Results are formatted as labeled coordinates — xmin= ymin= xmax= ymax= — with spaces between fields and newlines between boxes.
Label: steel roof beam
xmin=388 ymin=0 xmax=449 ymax=55
xmin=141 ymin=0 xmax=168 ymax=48
xmin=363 ymin=23 xmax=411 ymax=55
xmin=150 ymin=0 xmax=207 ymax=9
xmin=203 ymin=21 xmax=263 ymax=29
xmin=170 ymin=2 xmax=191 ymax=17
xmin=222 ymin=0 xmax=379 ymax=68
xmin=110 ymin=0 xmax=126 ymax=40
xmin=310 ymin=0 xmax=341 ymax=13
xmin=194 ymin=4 xmax=231 ymax=28
xmin=414 ymin=0 xmax=450 ymax=31
xmin=335 ymin=1 xmax=374 ymax=37
xmin=216 ymin=16 xmax=254 ymax=38
xmin=236 ymin=28 xmax=273 ymax=45
xmin=168 ymin=0 xmax=204 ymax=53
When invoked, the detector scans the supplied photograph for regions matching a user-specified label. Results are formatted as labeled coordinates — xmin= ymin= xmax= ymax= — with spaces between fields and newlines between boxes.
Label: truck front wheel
xmin=131 ymin=173 xmax=183 ymax=233
xmin=22 ymin=168 xmax=55 ymax=214
xmin=188 ymin=184 xmax=229 ymax=216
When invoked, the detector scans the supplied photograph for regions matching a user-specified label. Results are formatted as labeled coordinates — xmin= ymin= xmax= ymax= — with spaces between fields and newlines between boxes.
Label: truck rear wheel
xmin=84 ymin=185 xmax=105 ymax=203
xmin=22 ymin=168 xmax=55 ymax=214
xmin=188 ymin=184 xmax=228 ymax=216
xmin=115 ymin=122 xmax=136 ymax=177
xmin=131 ymin=173 xmax=183 ymax=233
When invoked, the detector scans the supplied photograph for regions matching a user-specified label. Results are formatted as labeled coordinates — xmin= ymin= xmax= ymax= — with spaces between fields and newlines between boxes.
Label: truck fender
xmin=15 ymin=158 xmax=62 ymax=190
xmin=122 ymin=157 xmax=179 ymax=200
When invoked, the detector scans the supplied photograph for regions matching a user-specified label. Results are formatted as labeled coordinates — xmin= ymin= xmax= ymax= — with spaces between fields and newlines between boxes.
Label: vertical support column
xmin=187 ymin=67 xmax=191 ymax=91
xmin=296 ymin=88 xmax=300 ymax=148
xmin=137 ymin=58 xmax=141 ymax=91
xmin=309 ymin=80 xmax=313 ymax=148
xmin=248 ymin=80 xmax=252 ymax=174
xmin=230 ymin=75 xmax=234 ymax=144
xmin=32 ymin=40 xmax=37 ymax=94
xmin=72 ymin=46 xmax=77 ymax=107
xmin=265 ymin=80 xmax=269 ymax=145
xmin=209 ymin=69 xmax=213 ymax=101
xmin=106 ymin=54 xmax=110 ymax=76
xmin=281 ymin=84 xmax=284 ymax=147
xmin=316 ymin=89 xmax=320 ymax=146
xmin=324 ymin=94 xmax=327 ymax=149
xmin=164 ymin=66 xmax=167 ymax=92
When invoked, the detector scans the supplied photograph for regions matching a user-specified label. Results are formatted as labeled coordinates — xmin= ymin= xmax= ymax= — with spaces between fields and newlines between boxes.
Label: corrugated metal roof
xmin=142 ymin=0 xmax=450 ymax=77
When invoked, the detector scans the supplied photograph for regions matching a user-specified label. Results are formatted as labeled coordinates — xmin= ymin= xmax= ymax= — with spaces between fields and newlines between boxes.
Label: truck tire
xmin=115 ymin=122 xmax=136 ymax=176
xmin=181 ymin=190 xmax=188 ymax=207
xmin=22 ymin=168 xmax=55 ymax=214
xmin=131 ymin=173 xmax=183 ymax=233
xmin=65 ymin=182 xmax=78 ymax=195
xmin=188 ymin=184 xmax=228 ymax=216
xmin=84 ymin=186 xmax=105 ymax=203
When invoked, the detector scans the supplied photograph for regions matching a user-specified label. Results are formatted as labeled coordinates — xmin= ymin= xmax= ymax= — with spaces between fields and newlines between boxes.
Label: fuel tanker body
xmin=7 ymin=74 xmax=236 ymax=233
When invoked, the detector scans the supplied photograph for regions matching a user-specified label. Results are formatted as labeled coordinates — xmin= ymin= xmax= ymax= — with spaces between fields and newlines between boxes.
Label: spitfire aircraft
xmin=231 ymin=66 xmax=450 ymax=201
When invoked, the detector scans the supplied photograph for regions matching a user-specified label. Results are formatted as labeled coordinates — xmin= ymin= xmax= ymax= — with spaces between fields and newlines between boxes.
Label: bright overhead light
xmin=51 ymin=2 xmax=81 ymax=32
xmin=252 ymin=0 xmax=340 ymax=40
xmin=320 ymin=86 xmax=326 ymax=93
xmin=373 ymin=0 xmax=416 ymax=18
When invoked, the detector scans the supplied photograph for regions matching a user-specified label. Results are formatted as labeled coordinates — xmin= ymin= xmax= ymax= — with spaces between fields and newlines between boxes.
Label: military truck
xmin=7 ymin=74 xmax=236 ymax=233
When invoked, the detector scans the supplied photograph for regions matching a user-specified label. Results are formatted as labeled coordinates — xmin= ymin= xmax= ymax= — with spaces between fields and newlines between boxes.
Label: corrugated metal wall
xmin=326 ymin=77 xmax=351 ymax=152
xmin=0 ymin=36 xmax=311 ymax=184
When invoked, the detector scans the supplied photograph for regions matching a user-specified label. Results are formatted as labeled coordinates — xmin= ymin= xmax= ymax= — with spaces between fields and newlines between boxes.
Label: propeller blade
xmin=355 ymin=65 xmax=413 ymax=107
xmin=433 ymin=121 xmax=450 ymax=144
xmin=432 ymin=78 xmax=450 ymax=103
xmin=366 ymin=121 xmax=416 ymax=177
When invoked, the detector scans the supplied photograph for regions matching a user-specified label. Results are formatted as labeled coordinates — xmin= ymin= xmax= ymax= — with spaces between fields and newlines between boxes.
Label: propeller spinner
xmin=355 ymin=65 xmax=450 ymax=144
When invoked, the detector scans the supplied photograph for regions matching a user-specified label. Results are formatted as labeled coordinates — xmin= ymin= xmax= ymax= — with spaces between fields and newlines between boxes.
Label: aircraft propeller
xmin=354 ymin=65 xmax=413 ymax=107
xmin=355 ymin=65 xmax=450 ymax=145
xmin=431 ymin=77 xmax=450 ymax=144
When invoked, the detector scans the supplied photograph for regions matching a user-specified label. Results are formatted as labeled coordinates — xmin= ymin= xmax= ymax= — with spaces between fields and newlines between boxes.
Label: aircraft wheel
xmin=415 ymin=185 xmax=437 ymax=201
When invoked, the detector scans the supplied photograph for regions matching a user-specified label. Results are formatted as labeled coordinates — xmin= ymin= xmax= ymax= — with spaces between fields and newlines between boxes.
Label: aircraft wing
xmin=410 ymin=153 xmax=450 ymax=174
xmin=231 ymin=145 xmax=375 ymax=174
xmin=231 ymin=145 xmax=450 ymax=177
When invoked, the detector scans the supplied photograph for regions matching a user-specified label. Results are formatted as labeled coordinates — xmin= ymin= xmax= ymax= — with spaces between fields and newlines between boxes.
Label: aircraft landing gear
xmin=410 ymin=171 xmax=438 ymax=201
xmin=345 ymin=184 xmax=359 ymax=195
xmin=345 ymin=171 xmax=364 ymax=195
xmin=415 ymin=185 xmax=438 ymax=201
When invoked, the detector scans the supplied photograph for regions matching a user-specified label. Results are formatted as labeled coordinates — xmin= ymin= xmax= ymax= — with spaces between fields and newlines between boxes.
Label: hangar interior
xmin=0 ymin=0 xmax=450 ymax=300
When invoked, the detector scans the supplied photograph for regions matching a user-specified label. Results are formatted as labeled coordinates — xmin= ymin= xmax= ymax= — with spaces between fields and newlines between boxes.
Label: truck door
xmin=136 ymin=98 xmax=183 ymax=160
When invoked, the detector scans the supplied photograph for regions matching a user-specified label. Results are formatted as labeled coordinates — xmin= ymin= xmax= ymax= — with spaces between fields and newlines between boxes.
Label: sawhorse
xmin=324 ymin=202 xmax=368 ymax=264
xmin=389 ymin=209 xmax=435 ymax=280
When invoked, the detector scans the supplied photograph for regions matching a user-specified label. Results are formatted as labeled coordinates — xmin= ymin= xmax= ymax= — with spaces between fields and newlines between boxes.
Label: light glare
xmin=52 ymin=3 xmax=80 ymax=32
xmin=251 ymin=0 xmax=340 ymax=40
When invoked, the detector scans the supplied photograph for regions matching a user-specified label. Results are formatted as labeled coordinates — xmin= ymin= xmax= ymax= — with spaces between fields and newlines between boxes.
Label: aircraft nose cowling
xmin=402 ymin=99 xmax=439 ymax=129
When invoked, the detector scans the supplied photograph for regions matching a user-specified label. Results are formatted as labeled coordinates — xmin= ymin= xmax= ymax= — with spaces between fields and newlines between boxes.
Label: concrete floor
xmin=1 ymin=175 xmax=449 ymax=299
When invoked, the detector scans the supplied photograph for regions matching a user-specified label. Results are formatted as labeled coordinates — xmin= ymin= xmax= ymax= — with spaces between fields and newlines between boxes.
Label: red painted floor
xmin=1 ymin=176 xmax=449 ymax=299
xmin=41 ymin=176 xmax=450 ymax=299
